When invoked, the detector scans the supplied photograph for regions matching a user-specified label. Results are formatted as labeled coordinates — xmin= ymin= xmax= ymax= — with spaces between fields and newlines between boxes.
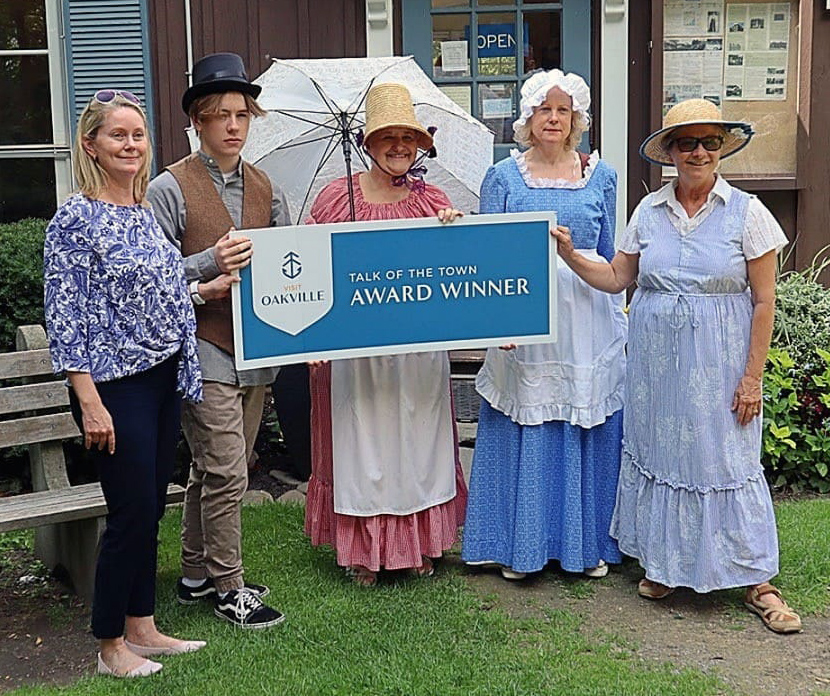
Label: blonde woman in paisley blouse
xmin=43 ymin=90 xmax=205 ymax=677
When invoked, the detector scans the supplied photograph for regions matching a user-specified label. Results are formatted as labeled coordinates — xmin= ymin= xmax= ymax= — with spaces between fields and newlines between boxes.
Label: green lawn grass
xmin=773 ymin=498 xmax=830 ymax=615
xmin=8 ymin=497 xmax=830 ymax=696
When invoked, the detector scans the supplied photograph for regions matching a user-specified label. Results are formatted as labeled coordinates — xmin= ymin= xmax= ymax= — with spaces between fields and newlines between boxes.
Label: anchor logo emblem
xmin=281 ymin=251 xmax=302 ymax=279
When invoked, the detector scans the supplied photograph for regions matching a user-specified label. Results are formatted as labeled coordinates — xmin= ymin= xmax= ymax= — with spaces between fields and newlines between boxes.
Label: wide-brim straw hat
xmin=363 ymin=83 xmax=433 ymax=151
xmin=639 ymin=98 xmax=754 ymax=166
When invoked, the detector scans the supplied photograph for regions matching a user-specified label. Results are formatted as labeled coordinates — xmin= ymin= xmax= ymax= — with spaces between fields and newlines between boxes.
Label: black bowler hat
xmin=181 ymin=52 xmax=262 ymax=115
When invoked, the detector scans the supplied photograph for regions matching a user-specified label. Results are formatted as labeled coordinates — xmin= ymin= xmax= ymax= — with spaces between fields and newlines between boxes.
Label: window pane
xmin=0 ymin=158 xmax=56 ymax=223
xmin=0 ymin=0 xmax=47 ymax=50
xmin=525 ymin=11 xmax=561 ymax=73
xmin=479 ymin=82 xmax=516 ymax=144
xmin=438 ymin=84 xmax=473 ymax=116
xmin=0 ymin=55 xmax=52 ymax=145
xmin=478 ymin=13 xmax=518 ymax=76
xmin=432 ymin=0 xmax=469 ymax=7
xmin=433 ymin=14 xmax=471 ymax=78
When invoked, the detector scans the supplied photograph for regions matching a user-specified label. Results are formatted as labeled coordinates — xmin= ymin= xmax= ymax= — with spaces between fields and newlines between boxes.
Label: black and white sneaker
xmin=177 ymin=577 xmax=270 ymax=605
xmin=214 ymin=588 xmax=285 ymax=629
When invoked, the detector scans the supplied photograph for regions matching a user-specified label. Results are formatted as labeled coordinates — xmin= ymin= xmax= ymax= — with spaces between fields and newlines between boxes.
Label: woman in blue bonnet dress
xmin=43 ymin=90 xmax=205 ymax=677
xmin=552 ymin=98 xmax=801 ymax=634
xmin=462 ymin=69 xmax=626 ymax=581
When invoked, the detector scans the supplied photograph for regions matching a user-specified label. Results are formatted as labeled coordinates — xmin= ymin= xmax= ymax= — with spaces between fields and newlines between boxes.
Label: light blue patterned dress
xmin=462 ymin=151 xmax=627 ymax=574
xmin=611 ymin=180 xmax=783 ymax=592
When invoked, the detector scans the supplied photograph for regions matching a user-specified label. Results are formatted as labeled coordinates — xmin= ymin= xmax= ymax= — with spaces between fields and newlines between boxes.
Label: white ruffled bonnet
xmin=513 ymin=69 xmax=591 ymax=135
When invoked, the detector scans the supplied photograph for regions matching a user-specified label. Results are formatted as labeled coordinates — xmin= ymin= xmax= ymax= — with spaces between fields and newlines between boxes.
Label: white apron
xmin=476 ymin=251 xmax=627 ymax=428
xmin=331 ymin=352 xmax=456 ymax=516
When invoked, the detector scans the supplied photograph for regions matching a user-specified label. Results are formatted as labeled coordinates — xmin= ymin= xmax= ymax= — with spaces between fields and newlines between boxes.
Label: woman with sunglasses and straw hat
xmin=43 ymin=89 xmax=205 ymax=676
xmin=303 ymin=82 xmax=467 ymax=587
xmin=552 ymin=98 xmax=801 ymax=633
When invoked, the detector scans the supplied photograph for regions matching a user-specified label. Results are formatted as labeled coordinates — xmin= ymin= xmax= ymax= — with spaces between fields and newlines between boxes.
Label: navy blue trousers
xmin=70 ymin=356 xmax=181 ymax=639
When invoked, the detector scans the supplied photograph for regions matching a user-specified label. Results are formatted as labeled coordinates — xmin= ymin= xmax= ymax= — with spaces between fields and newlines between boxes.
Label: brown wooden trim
xmin=724 ymin=177 xmax=801 ymax=192
xmin=648 ymin=1 xmax=663 ymax=193
xmin=794 ymin=0 xmax=830 ymax=281
xmin=795 ymin=0 xmax=812 ymax=190
xmin=393 ymin=0 xmax=403 ymax=55
xmin=626 ymin=3 xmax=654 ymax=214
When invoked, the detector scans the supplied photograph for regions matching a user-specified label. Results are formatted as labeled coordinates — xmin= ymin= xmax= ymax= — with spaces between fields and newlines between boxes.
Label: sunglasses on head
xmin=671 ymin=135 xmax=724 ymax=153
xmin=92 ymin=89 xmax=141 ymax=106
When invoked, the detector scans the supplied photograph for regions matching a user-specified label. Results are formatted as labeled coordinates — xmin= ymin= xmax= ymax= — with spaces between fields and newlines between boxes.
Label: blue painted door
xmin=403 ymin=1 xmax=591 ymax=162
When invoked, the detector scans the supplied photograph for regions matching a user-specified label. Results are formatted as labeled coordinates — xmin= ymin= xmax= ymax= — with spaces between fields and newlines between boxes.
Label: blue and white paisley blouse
xmin=44 ymin=194 xmax=202 ymax=402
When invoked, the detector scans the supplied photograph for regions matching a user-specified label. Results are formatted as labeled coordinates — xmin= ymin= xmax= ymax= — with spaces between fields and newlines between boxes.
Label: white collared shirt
xmin=619 ymin=175 xmax=788 ymax=260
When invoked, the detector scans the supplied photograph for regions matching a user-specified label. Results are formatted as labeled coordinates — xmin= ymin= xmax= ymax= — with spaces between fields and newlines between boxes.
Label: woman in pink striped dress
xmin=303 ymin=83 xmax=467 ymax=586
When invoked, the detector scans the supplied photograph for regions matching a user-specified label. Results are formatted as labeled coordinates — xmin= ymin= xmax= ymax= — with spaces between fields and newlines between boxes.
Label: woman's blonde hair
xmin=513 ymin=108 xmax=590 ymax=151
xmin=73 ymin=95 xmax=153 ymax=203
xmin=188 ymin=91 xmax=266 ymax=123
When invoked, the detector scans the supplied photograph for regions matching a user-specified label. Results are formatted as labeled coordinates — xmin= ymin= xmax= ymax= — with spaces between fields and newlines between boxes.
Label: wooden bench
xmin=0 ymin=325 xmax=184 ymax=603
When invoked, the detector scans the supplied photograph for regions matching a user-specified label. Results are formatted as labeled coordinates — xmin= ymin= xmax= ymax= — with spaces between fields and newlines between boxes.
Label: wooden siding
xmin=148 ymin=0 xmax=366 ymax=167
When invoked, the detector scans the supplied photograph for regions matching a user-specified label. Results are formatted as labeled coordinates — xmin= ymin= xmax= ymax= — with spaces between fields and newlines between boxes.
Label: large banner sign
xmin=231 ymin=212 xmax=557 ymax=369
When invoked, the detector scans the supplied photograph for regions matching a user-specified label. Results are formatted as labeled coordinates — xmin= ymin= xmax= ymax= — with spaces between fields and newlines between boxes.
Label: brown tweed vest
xmin=167 ymin=153 xmax=272 ymax=355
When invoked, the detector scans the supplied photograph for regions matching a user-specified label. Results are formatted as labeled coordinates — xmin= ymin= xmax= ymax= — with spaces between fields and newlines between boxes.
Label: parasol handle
xmin=339 ymin=112 xmax=356 ymax=222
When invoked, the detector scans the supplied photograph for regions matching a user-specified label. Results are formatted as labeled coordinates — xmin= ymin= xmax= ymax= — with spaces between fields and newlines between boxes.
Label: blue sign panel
xmin=231 ymin=212 xmax=557 ymax=369
xmin=466 ymin=23 xmax=530 ymax=58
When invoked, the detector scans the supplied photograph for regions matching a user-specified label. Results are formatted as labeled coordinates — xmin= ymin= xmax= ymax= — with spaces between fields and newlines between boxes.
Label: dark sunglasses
xmin=671 ymin=135 xmax=724 ymax=153
xmin=92 ymin=89 xmax=141 ymax=106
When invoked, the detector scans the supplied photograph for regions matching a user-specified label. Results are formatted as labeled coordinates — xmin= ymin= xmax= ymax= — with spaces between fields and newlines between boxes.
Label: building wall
xmin=795 ymin=2 xmax=830 ymax=279
xmin=628 ymin=0 xmax=830 ymax=277
xmin=148 ymin=0 xmax=366 ymax=167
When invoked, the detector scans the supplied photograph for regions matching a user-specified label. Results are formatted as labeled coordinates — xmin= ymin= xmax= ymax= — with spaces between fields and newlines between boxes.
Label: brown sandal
xmin=637 ymin=578 xmax=675 ymax=600
xmin=409 ymin=556 xmax=434 ymax=579
xmin=744 ymin=582 xmax=803 ymax=634
xmin=346 ymin=565 xmax=378 ymax=587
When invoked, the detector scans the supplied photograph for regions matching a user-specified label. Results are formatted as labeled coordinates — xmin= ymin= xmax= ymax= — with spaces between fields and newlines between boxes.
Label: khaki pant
xmin=180 ymin=381 xmax=266 ymax=593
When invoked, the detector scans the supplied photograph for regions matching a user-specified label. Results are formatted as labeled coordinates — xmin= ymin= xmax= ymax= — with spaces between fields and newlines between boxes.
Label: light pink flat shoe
xmin=97 ymin=652 xmax=162 ymax=677
xmin=125 ymin=639 xmax=206 ymax=657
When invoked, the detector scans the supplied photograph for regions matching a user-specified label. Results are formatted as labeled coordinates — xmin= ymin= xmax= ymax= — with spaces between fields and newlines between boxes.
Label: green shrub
xmin=763 ymin=251 xmax=830 ymax=492
xmin=763 ymin=348 xmax=830 ymax=492
xmin=0 ymin=218 xmax=47 ymax=352
xmin=773 ymin=257 xmax=830 ymax=381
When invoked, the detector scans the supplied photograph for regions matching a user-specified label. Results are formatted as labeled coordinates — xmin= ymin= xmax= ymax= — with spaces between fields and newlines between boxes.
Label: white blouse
xmin=619 ymin=175 xmax=788 ymax=260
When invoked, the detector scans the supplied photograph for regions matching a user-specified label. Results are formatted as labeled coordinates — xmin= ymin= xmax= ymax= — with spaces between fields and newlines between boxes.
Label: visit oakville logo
xmin=250 ymin=229 xmax=333 ymax=336
xmin=281 ymin=251 xmax=302 ymax=279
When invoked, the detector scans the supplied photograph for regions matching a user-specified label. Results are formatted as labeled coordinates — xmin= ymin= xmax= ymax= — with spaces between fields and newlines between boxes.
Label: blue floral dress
xmin=462 ymin=151 xmax=627 ymax=574
xmin=611 ymin=180 xmax=785 ymax=592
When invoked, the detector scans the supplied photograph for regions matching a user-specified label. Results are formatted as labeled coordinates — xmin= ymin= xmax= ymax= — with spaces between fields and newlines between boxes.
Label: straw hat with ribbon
xmin=639 ymin=99 xmax=754 ymax=166
xmin=363 ymin=83 xmax=434 ymax=151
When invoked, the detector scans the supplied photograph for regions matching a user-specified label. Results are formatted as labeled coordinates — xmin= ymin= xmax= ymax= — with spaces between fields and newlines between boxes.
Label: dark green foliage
xmin=773 ymin=264 xmax=830 ymax=381
xmin=763 ymin=348 xmax=830 ymax=492
xmin=0 ymin=218 xmax=47 ymax=352
xmin=763 ymin=252 xmax=830 ymax=492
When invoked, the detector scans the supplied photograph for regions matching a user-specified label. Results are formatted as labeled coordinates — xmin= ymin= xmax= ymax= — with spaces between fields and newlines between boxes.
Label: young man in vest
xmin=147 ymin=52 xmax=287 ymax=629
